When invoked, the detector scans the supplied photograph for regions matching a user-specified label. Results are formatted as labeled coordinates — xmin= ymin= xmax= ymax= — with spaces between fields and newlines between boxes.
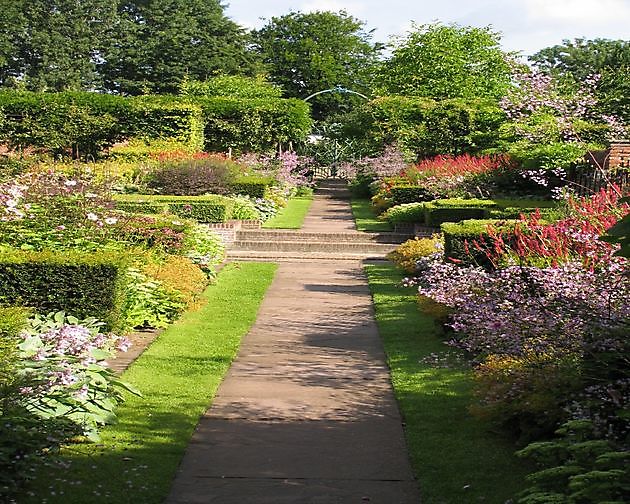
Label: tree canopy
xmin=376 ymin=23 xmax=515 ymax=101
xmin=0 ymin=0 xmax=258 ymax=94
xmin=530 ymin=38 xmax=630 ymax=124
xmin=253 ymin=10 xmax=382 ymax=118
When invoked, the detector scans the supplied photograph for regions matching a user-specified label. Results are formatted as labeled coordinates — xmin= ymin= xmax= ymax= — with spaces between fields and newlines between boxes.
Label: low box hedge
xmin=423 ymin=198 xmax=499 ymax=226
xmin=441 ymin=219 xmax=517 ymax=267
xmin=114 ymin=194 xmax=234 ymax=223
xmin=230 ymin=175 xmax=275 ymax=199
xmin=0 ymin=250 xmax=129 ymax=331
xmin=389 ymin=186 xmax=434 ymax=206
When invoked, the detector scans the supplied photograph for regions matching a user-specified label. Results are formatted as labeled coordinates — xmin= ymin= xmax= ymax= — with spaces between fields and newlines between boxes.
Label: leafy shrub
xmin=0 ymin=250 xmax=129 ymax=331
xmin=441 ymin=219 xmax=516 ymax=266
xmin=181 ymin=224 xmax=225 ymax=275
xmin=387 ymin=236 xmax=443 ymax=273
xmin=341 ymin=96 xmax=506 ymax=158
xmin=516 ymin=420 xmax=630 ymax=503
xmin=144 ymin=156 xmax=241 ymax=196
xmin=197 ymin=97 xmax=312 ymax=153
xmin=144 ymin=256 xmax=208 ymax=308
xmin=381 ymin=203 xmax=426 ymax=224
xmin=181 ymin=75 xmax=283 ymax=99
xmin=115 ymin=195 xmax=234 ymax=223
xmin=389 ymin=185 xmax=434 ymax=206
xmin=121 ymin=268 xmax=185 ymax=329
xmin=230 ymin=175 xmax=275 ymax=198
xmin=0 ymin=91 xmax=205 ymax=157
xmin=1 ymin=312 xmax=134 ymax=497
xmin=229 ymin=195 xmax=261 ymax=221
xmin=423 ymin=198 xmax=498 ymax=226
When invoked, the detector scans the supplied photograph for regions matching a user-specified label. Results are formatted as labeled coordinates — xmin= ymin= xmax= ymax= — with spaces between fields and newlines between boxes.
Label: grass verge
xmin=262 ymin=196 xmax=313 ymax=229
xmin=26 ymin=262 xmax=277 ymax=504
xmin=351 ymin=198 xmax=392 ymax=232
xmin=365 ymin=262 xmax=530 ymax=503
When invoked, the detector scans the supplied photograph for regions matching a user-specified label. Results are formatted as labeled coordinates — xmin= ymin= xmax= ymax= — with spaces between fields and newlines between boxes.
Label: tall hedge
xmin=0 ymin=91 xmax=312 ymax=156
xmin=197 ymin=97 xmax=312 ymax=152
xmin=0 ymin=91 xmax=204 ymax=155
xmin=0 ymin=250 xmax=129 ymax=331
xmin=341 ymin=96 xmax=506 ymax=158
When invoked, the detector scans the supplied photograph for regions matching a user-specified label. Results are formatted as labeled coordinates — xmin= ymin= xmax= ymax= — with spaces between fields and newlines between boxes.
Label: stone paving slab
xmin=168 ymin=478 xmax=420 ymax=504
xmin=173 ymin=418 xmax=414 ymax=481
xmin=167 ymin=181 xmax=420 ymax=503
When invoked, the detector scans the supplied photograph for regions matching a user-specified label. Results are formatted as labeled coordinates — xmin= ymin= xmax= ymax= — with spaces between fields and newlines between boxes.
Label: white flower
xmin=86 ymin=212 xmax=98 ymax=221
xmin=104 ymin=217 xmax=118 ymax=225
xmin=85 ymin=193 xmax=98 ymax=199
xmin=5 ymin=199 xmax=17 ymax=208
xmin=64 ymin=180 xmax=77 ymax=187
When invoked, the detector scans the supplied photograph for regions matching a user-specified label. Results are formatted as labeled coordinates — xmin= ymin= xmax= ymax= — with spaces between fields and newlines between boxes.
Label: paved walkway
xmin=167 ymin=182 xmax=420 ymax=503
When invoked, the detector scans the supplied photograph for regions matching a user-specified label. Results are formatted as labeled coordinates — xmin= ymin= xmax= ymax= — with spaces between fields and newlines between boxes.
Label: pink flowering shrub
xmin=415 ymin=189 xmax=629 ymax=440
xmin=238 ymin=151 xmax=314 ymax=192
xmin=1 ymin=311 xmax=135 ymax=495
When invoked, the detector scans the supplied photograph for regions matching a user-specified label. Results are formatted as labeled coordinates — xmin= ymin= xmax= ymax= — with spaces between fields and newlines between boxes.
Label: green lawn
xmin=365 ymin=262 xmax=530 ymax=504
xmin=262 ymin=196 xmax=313 ymax=229
xmin=351 ymin=198 xmax=393 ymax=232
xmin=26 ymin=262 xmax=277 ymax=504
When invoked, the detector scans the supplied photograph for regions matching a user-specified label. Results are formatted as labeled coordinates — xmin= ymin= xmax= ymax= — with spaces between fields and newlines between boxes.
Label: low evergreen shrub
xmin=0 ymin=250 xmax=129 ymax=331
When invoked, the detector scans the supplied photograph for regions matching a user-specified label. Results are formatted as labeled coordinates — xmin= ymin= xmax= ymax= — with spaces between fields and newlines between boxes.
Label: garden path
xmin=167 ymin=181 xmax=420 ymax=503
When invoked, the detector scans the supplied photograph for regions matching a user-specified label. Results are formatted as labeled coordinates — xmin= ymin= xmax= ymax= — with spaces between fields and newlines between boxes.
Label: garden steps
xmin=226 ymin=250 xmax=391 ymax=262
xmin=235 ymin=229 xmax=412 ymax=243
xmin=230 ymin=239 xmax=399 ymax=254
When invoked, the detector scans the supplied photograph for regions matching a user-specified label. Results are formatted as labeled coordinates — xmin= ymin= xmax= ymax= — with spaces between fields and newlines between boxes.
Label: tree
xmin=0 ymin=0 xmax=117 ymax=91
xmin=377 ymin=23 xmax=515 ymax=101
xmin=253 ymin=10 xmax=382 ymax=118
xmin=101 ymin=0 xmax=259 ymax=95
xmin=530 ymin=38 xmax=630 ymax=124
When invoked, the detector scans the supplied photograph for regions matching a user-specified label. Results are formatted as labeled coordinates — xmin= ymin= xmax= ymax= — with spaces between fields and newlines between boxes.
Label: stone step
xmin=230 ymin=240 xmax=397 ymax=254
xmin=227 ymin=250 xmax=390 ymax=262
xmin=235 ymin=230 xmax=412 ymax=244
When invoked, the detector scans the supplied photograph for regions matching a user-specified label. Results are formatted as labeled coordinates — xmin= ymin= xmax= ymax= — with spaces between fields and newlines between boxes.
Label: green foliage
xmin=389 ymin=185 xmax=435 ymax=206
xmin=350 ymin=198 xmax=393 ymax=232
xmin=197 ymin=96 xmax=312 ymax=152
xmin=181 ymin=75 xmax=282 ymax=99
xmin=0 ymin=0 xmax=117 ymax=91
xmin=101 ymin=0 xmax=258 ymax=95
xmin=387 ymin=236 xmax=443 ymax=273
xmin=262 ymin=196 xmax=313 ymax=229
xmin=441 ymin=219 xmax=516 ymax=266
xmin=381 ymin=202 xmax=426 ymax=224
xmin=342 ymin=96 xmax=506 ymax=158
xmin=423 ymin=199 xmax=498 ymax=226
xmin=377 ymin=23 xmax=515 ymax=100
xmin=530 ymin=38 xmax=630 ymax=122
xmin=253 ymin=10 xmax=381 ymax=118
xmin=229 ymin=195 xmax=261 ymax=221
xmin=230 ymin=175 xmax=275 ymax=198
xmin=516 ymin=420 xmax=630 ymax=503
xmin=23 ymin=262 xmax=276 ymax=503
xmin=0 ymin=250 xmax=129 ymax=331
xmin=114 ymin=195 xmax=235 ymax=223
xmin=0 ymin=91 xmax=205 ymax=156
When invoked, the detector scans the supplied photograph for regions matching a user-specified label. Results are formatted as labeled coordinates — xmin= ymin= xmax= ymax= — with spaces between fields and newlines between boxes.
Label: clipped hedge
xmin=0 ymin=91 xmax=312 ymax=156
xmin=424 ymin=198 xmax=498 ymax=226
xmin=382 ymin=202 xmax=426 ymax=224
xmin=230 ymin=175 xmax=275 ymax=199
xmin=441 ymin=219 xmax=517 ymax=266
xmin=389 ymin=185 xmax=434 ymax=206
xmin=0 ymin=91 xmax=205 ymax=156
xmin=115 ymin=194 xmax=235 ymax=223
xmin=0 ymin=250 xmax=129 ymax=331
xmin=342 ymin=96 xmax=506 ymax=158
xmin=196 ymin=97 xmax=312 ymax=153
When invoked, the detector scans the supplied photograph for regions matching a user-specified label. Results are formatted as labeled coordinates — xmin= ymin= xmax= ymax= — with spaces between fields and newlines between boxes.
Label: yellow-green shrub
xmin=387 ymin=235 xmax=443 ymax=273
xmin=471 ymin=352 xmax=581 ymax=439
xmin=144 ymin=256 xmax=208 ymax=309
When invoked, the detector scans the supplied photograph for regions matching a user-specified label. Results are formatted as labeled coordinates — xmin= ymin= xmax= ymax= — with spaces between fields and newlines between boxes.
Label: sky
xmin=224 ymin=0 xmax=630 ymax=57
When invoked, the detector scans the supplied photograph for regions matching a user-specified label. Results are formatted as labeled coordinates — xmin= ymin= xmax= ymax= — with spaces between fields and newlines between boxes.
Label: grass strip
xmin=26 ymin=262 xmax=277 ymax=504
xmin=262 ymin=196 xmax=313 ymax=229
xmin=364 ymin=262 xmax=530 ymax=504
xmin=351 ymin=198 xmax=392 ymax=232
